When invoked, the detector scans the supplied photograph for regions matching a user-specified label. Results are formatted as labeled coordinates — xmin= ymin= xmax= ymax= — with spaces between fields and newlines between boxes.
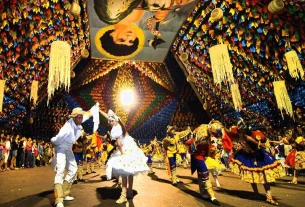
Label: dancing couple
xmin=51 ymin=103 xmax=148 ymax=207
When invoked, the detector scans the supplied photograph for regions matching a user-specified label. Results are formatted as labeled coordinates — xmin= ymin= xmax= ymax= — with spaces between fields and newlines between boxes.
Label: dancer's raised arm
xmin=99 ymin=109 xmax=108 ymax=120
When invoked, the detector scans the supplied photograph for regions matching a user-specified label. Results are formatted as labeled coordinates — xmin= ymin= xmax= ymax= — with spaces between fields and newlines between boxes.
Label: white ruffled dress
xmin=106 ymin=125 xmax=149 ymax=180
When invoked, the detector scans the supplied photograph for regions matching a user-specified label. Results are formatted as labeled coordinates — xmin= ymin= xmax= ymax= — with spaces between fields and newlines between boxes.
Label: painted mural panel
xmin=88 ymin=0 xmax=196 ymax=61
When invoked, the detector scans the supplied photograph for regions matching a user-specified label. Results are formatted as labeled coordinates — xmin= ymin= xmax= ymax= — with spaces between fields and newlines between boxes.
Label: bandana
xmin=108 ymin=109 xmax=120 ymax=121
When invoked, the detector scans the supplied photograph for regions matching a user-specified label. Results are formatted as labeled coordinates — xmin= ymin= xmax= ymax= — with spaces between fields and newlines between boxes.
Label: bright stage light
xmin=120 ymin=89 xmax=135 ymax=106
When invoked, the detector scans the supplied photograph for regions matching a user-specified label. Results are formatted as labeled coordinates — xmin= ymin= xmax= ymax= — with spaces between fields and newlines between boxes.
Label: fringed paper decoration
xmin=209 ymin=44 xmax=234 ymax=85
xmin=30 ymin=80 xmax=39 ymax=105
xmin=268 ymin=0 xmax=284 ymax=14
xmin=273 ymin=80 xmax=294 ymax=119
xmin=48 ymin=40 xmax=71 ymax=105
xmin=230 ymin=83 xmax=242 ymax=111
xmin=285 ymin=50 xmax=304 ymax=79
xmin=0 ymin=80 xmax=5 ymax=112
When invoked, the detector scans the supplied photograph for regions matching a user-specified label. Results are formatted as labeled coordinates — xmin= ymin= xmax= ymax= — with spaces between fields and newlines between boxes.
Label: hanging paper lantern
xmin=0 ymin=80 xmax=5 ymax=112
xmin=180 ymin=53 xmax=188 ymax=62
xmin=30 ymin=80 xmax=39 ymax=105
xmin=48 ymin=40 xmax=71 ymax=105
xmin=209 ymin=44 xmax=234 ymax=85
xmin=230 ymin=83 xmax=242 ymax=111
xmin=210 ymin=8 xmax=223 ymax=21
xmin=273 ymin=80 xmax=294 ymax=119
xmin=81 ymin=48 xmax=89 ymax=58
xmin=284 ymin=50 xmax=304 ymax=79
xmin=71 ymin=1 xmax=81 ymax=17
xmin=268 ymin=0 xmax=284 ymax=14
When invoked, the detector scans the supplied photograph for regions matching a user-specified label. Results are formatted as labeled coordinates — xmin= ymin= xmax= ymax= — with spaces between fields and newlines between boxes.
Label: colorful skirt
xmin=286 ymin=150 xmax=305 ymax=170
xmin=106 ymin=136 xmax=149 ymax=180
xmin=176 ymin=154 xmax=183 ymax=164
xmin=205 ymin=157 xmax=225 ymax=171
xmin=295 ymin=151 xmax=305 ymax=170
xmin=152 ymin=153 xmax=164 ymax=162
xmin=230 ymin=148 xmax=285 ymax=184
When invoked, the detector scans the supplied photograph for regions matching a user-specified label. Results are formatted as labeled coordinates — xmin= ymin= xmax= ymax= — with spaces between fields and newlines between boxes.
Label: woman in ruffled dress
xmin=99 ymin=109 xmax=149 ymax=204
xmin=229 ymin=119 xmax=285 ymax=206
xmin=152 ymin=140 xmax=165 ymax=168
xmin=285 ymin=136 xmax=305 ymax=184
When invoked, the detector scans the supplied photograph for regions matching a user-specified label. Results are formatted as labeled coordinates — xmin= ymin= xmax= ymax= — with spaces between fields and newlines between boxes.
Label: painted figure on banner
xmin=93 ymin=0 xmax=194 ymax=59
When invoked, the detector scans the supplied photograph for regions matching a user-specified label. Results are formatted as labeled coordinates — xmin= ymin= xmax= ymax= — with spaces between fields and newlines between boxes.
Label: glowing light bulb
xmin=120 ymin=89 xmax=134 ymax=106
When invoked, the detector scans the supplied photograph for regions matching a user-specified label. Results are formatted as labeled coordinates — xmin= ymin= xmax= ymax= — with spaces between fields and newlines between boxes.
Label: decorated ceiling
xmin=172 ymin=0 xmax=305 ymax=133
xmin=87 ymin=0 xmax=196 ymax=61
xmin=1 ymin=0 xmax=305 ymax=140
xmin=68 ymin=58 xmax=207 ymax=141
xmin=24 ymin=57 xmax=206 ymax=141
xmin=0 ymin=0 xmax=90 ymax=130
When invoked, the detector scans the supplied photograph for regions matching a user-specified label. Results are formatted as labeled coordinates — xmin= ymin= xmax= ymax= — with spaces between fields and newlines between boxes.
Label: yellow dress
xmin=101 ymin=149 xmax=108 ymax=164
xmin=152 ymin=145 xmax=164 ymax=162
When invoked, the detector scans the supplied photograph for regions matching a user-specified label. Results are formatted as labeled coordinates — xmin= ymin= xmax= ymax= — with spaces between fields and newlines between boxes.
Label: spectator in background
xmin=10 ymin=135 xmax=19 ymax=170
xmin=43 ymin=143 xmax=51 ymax=166
xmin=3 ymin=135 xmax=11 ymax=171
xmin=38 ymin=141 xmax=44 ymax=166
xmin=25 ymin=138 xmax=33 ymax=168
xmin=32 ymin=141 xmax=39 ymax=167
xmin=32 ymin=140 xmax=38 ymax=167
xmin=0 ymin=134 xmax=5 ymax=171
xmin=17 ymin=137 xmax=26 ymax=168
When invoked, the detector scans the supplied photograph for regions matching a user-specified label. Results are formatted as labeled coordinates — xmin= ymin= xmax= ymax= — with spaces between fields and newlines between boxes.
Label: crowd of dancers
xmin=49 ymin=102 xmax=305 ymax=207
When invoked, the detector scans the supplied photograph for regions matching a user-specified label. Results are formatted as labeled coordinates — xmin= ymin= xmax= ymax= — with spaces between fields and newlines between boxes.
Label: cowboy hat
xmin=69 ymin=107 xmax=86 ymax=118
xmin=166 ymin=125 xmax=177 ymax=133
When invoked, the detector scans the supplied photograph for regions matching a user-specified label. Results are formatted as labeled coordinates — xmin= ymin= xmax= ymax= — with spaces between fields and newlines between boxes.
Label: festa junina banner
xmin=88 ymin=0 xmax=196 ymax=61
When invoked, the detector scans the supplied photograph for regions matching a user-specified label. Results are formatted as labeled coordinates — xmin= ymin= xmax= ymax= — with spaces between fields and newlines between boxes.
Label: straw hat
xmin=69 ymin=107 xmax=86 ymax=118
xmin=295 ymin=136 xmax=304 ymax=144
xmin=167 ymin=125 xmax=177 ymax=133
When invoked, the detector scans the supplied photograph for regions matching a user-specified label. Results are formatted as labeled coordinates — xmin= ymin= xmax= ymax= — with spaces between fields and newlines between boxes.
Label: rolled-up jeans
xmin=54 ymin=147 xmax=77 ymax=184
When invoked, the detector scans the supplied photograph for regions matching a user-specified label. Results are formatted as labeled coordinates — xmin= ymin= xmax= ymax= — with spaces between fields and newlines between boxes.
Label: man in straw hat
xmin=163 ymin=125 xmax=191 ymax=185
xmin=51 ymin=102 xmax=100 ymax=207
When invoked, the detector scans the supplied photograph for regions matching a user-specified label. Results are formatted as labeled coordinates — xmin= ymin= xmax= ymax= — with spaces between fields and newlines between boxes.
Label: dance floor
xmin=0 ymin=164 xmax=304 ymax=207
